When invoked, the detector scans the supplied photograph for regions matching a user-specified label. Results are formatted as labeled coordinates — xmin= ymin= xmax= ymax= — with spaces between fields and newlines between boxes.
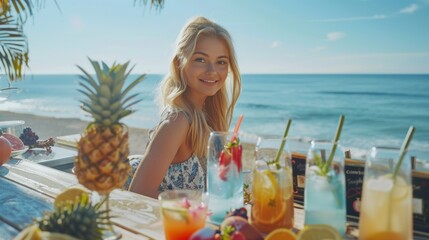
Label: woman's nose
xmin=206 ymin=62 xmax=216 ymax=73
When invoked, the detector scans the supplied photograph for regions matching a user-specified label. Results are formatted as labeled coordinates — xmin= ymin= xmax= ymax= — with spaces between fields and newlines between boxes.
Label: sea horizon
xmin=1 ymin=73 xmax=428 ymax=168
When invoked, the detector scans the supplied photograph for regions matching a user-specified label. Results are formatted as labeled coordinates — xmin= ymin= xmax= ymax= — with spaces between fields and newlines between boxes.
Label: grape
xmin=19 ymin=127 xmax=39 ymax=146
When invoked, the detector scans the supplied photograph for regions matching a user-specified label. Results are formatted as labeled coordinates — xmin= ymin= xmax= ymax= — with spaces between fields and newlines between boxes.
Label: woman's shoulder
xmin=161 ymin=106 xmax=192 ymax=124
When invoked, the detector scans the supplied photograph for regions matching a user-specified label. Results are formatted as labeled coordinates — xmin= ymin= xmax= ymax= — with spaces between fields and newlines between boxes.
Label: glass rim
xmin=158 ymin=189 xmax=206 ymax=201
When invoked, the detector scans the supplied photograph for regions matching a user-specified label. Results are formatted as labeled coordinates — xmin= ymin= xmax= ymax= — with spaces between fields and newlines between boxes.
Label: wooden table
xmin=3 ymin=159 xmax=426 ymax=240
xmin=0 ymin=159 xmax=164 ymax=240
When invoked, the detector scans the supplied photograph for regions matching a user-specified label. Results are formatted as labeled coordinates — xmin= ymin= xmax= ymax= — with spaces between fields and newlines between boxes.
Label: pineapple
xmin=37 ymin=194 xmax=108 ymax=240
xmin=74 ymin=59 xmax=145 ymax=194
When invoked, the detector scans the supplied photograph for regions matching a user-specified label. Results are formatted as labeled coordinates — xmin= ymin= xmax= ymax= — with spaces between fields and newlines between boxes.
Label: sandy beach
xmin=0 ymin=110 xmax=256 ymax=169
xmin=0 ymin=110 xmax=150 ymax=155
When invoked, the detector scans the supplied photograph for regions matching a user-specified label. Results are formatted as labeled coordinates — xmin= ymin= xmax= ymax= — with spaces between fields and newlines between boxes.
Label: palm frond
xmin=134 ymin=0 xmax=164 ymax=11
xmin=0 ymin=13 xmax=28 ymax=81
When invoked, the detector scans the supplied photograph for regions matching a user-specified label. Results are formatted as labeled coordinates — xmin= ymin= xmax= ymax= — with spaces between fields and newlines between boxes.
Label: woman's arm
xmin=129 ymin=112 xmax=190 ymax=198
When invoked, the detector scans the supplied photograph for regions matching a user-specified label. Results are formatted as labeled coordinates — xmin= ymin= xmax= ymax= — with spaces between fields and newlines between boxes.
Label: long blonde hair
xmin=159 ymin=16 xmax=241 ymax=160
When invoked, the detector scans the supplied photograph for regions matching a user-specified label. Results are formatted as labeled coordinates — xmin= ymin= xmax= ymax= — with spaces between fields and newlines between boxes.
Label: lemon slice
xmin=265 ymin=228 xmax=297 ymax=240
xmin=297 ymin=224 xmax=342 ymax=240
xmin=254 ymin=169 xmax=278 ymax=200
xmin=161 ymin=203 xmax=189 ymax=222
xmin=54 ymin=186 xmax=90 ymax=207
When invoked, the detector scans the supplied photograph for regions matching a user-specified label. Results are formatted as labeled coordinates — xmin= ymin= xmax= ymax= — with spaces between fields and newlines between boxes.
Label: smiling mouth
xmin=200 ymin=79 xmax=218 ymax=83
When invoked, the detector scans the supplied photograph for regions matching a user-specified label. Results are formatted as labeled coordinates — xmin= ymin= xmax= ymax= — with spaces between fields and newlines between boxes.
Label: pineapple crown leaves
xmin=77 ymin=58 xmax=145 ymax=127
xmin=36 ymin=194 xmax=110 ymax=240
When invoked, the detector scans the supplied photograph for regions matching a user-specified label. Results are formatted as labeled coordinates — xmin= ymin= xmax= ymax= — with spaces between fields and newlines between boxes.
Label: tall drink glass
xmin=359 ymin=146 xmax=412 ymax=240
xmin=304 ymin=140 xmax=346 ymax=235
xmin=159 ymin=190 xmax=209 ymax=240
xmin=251 ymin=136 xmax=294 ymax=234
xmin=207 ymin=131 xmax=243 ymax=224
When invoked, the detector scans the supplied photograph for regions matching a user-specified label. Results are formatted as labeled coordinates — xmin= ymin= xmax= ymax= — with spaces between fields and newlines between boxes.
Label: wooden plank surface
xmin=1 ymin=160 xmax=162 ymax=239
xmin=0 ymin=178 xmax=53 ymax=230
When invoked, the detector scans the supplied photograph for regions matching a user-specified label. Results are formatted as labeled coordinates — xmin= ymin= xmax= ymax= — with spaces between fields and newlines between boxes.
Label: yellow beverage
xmin=251 ymin=162 xmax=294 ymax=234
xmin=359 ymin=176 xmax=412 ymax=240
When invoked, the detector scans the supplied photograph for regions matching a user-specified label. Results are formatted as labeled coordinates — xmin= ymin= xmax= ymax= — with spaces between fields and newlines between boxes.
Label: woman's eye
xmin=218 ymin=60 xmax=228 ymax=65
xmin=195 ymin=58 xmax=205 ymax=63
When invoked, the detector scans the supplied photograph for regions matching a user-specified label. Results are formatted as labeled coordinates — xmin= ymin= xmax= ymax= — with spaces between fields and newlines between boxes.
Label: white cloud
xmin=271 ymin=41 xmax=280 ymax=48
xmin=326 ymin=32 xmax=345 ymax=41
xmin=399 ymin=4 xmax=419 ymax=14
xmin=70 ymin=16 xmax=84 ymax=30
xmin=311 ymin=14 xmax=387 ymax=23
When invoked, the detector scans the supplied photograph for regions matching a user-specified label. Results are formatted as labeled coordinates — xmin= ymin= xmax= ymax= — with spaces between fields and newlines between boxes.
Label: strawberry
xmin=218 ymin=164 xmax=229 ymax=181
xmin=231 ymin=144 xmax=242 ymax=172
xmin=219 ymin=149 xmax=232 ymax=166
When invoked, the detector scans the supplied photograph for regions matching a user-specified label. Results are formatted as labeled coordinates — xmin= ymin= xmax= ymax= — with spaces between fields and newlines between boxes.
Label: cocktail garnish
xmin=218 ymin=115 xmax=243 ymax=181
xmin=314 ymin=115 xmax=344 ymax=176
xmin=266 ymin=118 xmax=292 ymax=170
xmin=393 ymin=126 xmax=415 ymax=179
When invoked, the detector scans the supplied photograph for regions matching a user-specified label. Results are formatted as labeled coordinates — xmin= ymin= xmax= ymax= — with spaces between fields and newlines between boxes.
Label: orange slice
xmin=265 ymin=228 xmax=297 ymax=240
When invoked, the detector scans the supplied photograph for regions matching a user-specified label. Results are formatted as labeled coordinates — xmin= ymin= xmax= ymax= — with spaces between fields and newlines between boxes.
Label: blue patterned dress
xmin=124 ymin=108 xmax=206 ymax=192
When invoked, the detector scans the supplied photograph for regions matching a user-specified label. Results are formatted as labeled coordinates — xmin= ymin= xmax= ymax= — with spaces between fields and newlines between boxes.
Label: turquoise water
xmin=206 ymin=163 xmax=243 ymax=223
xmin=1 ymin=74 xmax=428 ymax=164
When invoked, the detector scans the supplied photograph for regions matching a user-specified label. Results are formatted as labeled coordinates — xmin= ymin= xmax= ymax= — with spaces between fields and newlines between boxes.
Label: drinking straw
xmin=324 ymin=115 xmax=345 ymax=173
xmin=274 ymin=118 xmax=292 ymax=164
xmin=231 ymin=114 xmax=243 ymax=142
xmin=393 ymin=126 xmax=415 ymax=178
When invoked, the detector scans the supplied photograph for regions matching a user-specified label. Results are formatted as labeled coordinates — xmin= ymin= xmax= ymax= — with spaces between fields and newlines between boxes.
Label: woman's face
xmin=183 ymin=35 xmax=230 ymax=106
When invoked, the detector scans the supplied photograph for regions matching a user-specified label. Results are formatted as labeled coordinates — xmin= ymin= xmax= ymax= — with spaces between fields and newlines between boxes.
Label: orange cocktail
xmin=251 ymin=136 xmax=294 ymax=234
xmin=159 ymin=190 xmax=208 ymax=240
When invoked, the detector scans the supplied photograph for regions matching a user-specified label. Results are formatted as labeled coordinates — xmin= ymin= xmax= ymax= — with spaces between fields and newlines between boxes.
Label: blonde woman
xmin=129 ymin=16 xmax=242 ymax=198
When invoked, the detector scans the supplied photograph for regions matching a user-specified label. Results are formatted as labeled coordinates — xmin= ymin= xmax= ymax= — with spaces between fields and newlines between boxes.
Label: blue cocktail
xmin=206 ymin=131 xmax=243 ymax=224
xmin=304 ymin=140 xmax=346 ymax=235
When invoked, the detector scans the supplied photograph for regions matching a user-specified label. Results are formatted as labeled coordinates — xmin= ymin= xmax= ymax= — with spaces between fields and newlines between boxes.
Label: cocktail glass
xmin=159 ymin=189 xmax=209 ymax=240
xmin=206 ymin=131 xmax=243 ymax=224
xmin=304 ymin=140 xmax=346 ymax=235
xmin=358 ymin=146 xmax=412 ymax=240
xmin=251 ymin=136 xmax=294 ymax=234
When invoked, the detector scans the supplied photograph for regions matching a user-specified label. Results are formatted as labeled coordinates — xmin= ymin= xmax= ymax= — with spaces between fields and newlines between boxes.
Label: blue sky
xmin=23 ymin=0 xmax=429 ymax=74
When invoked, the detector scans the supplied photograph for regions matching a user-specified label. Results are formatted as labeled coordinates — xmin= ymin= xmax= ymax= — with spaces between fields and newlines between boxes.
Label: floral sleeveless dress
xmin=124 ymin=108 xmax=206 ymax=192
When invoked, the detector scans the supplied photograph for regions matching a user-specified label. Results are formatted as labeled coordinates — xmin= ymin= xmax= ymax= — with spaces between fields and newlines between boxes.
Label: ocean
xmin=1 ymin=74 xmax=428 ymax=166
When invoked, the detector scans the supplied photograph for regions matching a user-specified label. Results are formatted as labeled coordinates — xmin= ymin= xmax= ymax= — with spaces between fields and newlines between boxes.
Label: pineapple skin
xmin=74 ymin=59 xmax=144 ymax=194
xmin=75 ymin=124 xmax=131 ymax=194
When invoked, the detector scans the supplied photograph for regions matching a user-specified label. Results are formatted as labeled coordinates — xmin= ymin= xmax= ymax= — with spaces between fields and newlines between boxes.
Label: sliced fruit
xmin=219 ymin=150 xmax=232 ymax=166
xmin=162 ymin=204 xmax=189 ymax=222
xmin=265 ymin=228 xmax=297 ymax=240
xmin=54 ymin=186 xmax=90 ymax=207
xmin=252 ymin=169 xmax=287 ymax=226
xmin=297 ymin=224 xmax=342 ymax=240
xmin=2 ymin=133 xmax=25 ymax=151
xmin=231 ymin=144 xmax=242 ymax=172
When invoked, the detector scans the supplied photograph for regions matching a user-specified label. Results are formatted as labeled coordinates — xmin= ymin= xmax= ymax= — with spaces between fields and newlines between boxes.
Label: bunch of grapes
xmin=20 ymin=127 xmax=39 ymax=146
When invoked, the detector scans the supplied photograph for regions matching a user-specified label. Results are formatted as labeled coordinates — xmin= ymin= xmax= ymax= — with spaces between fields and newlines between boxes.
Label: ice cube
xmin=367 ymin=177 xmax=394 ymax=192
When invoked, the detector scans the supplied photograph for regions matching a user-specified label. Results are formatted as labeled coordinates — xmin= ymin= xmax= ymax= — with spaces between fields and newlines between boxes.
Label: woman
xmin=129 ymin=16 xmax=241 ymax=198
